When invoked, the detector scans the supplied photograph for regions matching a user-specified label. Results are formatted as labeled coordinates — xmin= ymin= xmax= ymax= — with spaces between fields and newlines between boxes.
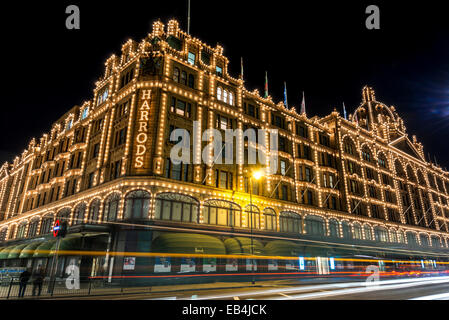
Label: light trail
xmin=186 ymin=276 xmax=449 ymax=300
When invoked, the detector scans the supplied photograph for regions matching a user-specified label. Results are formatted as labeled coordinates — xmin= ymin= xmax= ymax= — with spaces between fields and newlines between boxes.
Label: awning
xmin=49 ymin=237 xmax=83 ymax=256
xmin=264 ymin=240 xmax=304 ymax=257
xmin=224 ymin=237 xmax=264 ymax=255
xmin=152 ymin=233 xmax=226 ymax=255
xmin=19 ymin=241 xmax=44 ymax=259
xmin=0 ymin=246 xmax=15 ymax=259
xmin=33 ymin=240 xmax=57 ymax=258
xmin=7 ymin=243 xmax=29 ymax=259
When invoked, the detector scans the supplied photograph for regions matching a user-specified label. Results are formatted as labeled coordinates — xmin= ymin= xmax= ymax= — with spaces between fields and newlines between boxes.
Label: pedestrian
xmin=32 ymin=266 xmax=45 ymax=297
xmin=18 ymin=268 xmax=31 ymax=298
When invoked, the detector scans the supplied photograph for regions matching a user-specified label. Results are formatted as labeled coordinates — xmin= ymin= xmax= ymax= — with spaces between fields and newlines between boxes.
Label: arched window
xmin=229 ymin=92 xmax=234 ymax=106
xmin=305 ymin=215 xmax=325 ymax=236
xmin=419 ymin=234 xmax=429 ymax=247
xmin=263 ymin=208 xmax=277 ymax=231
xmin=27 ymin=218 xmax=40 ymax=237
xmin=343 ymin=137 xmax=356 ymax=156
xmin=154 ymin=193 xmax=199 ymax=223
xmin=353 ymin=223 xmax=362 ymax=239
xmin=88 ymin=199 xmax=101 ymax=223
xmin=427 ymin=173 xmax=436 ymax=189
xmin=374 ymin=226 xmax=388 ymax=242
xmin=217 ymin=87 xmax=222 ymax=101
xmin=17 ymin=222 xmax=27 ymax=239
xmin=279 ymin=211 xmax=302 ymax=233
xmin=397 ymin=230 xmax=405 ymax=243
xmin=202 ymin=200 xmax=241 ymax=227
xmin=378 ymin=153 xmax=387 ymax=169
xmin=72 ymin=203 xmax=86 ymax=225
xmin=363 ymin=225 xmax=373 ymax=240
xmin=245 ymin=205 xmax=260 ymax=229
xmin=342 ymin=221 xmax=352 ymax=239
xmin=40 ymin=214 xmax=54 ymax=235
xmin=417 ymin=170 xmax=426 ymax=186
xmin=362 ymin=146 xmax=372 ymax=162
xmin=124 ymin=190 xmax=150 ymax=220
xmin=389 ymin=229 xmax=398 ymax=243
xmin=104 ymin=193 xmax=120 ymax=222
xmin=406 ymin=231 xmax=418 ymax=246
xmin=406 ymin=166 xmax=416 ymax=182
xmin=431 ymin=236 xmax=441 ymax=248
xmin=180 ymin=71 xmax=187 ymax=85
xmin=395 ymin=160 xmax=406 ymax=178
xmin=57 ymin=208 xmax=71 ymax=223
xmin=173 ymin=67 xmax=180 ymax=82
xmin=328 ymin=219 xmax=339 ymax=238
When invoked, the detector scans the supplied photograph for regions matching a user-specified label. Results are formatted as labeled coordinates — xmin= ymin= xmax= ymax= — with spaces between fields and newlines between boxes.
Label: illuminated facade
xmin=0 ymin=19 xmax=448 ymax=278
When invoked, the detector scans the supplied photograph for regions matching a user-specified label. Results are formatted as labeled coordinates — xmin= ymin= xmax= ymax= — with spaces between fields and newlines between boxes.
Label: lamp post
xmin=249 ymin=169 xmax=263 ymax=285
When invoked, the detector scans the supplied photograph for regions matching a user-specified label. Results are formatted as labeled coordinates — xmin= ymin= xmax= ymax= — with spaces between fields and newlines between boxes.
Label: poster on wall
xmin=285 ymin=260 xmax=298 ymax=270
xmin=123 ymin=257 xmax=136 ymax=270
xmin=180 ymin=257 xmax=196 ymax=273
xmin=203 ymin=258 xmax=217 ymax=273
xmin=225 ymin=258 xmax=238 ymax=271
xmin=246 ymin=259 xmax=257 ymax=271
xmin=268 ymin=260 xmax=278 ymax=271
xmin=154 ymin=257 xmax=171 ymax=273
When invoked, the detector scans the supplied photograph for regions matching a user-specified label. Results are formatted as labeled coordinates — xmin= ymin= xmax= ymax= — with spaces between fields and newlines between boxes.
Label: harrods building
xmin=0 ymin=19 xmax=448 ymax=280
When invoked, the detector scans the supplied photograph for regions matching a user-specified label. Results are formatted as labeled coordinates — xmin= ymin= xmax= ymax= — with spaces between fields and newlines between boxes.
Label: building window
xmin=279 ymin=211 xmax=302 ymax=233
xmin=328 ymin=219 xmax=339 ymax=237
xmin=88 ymin=199 xmax=100 ymax=223
xmin=81 ymin=107 xmax=89 ymax=120
xmin=73 ymin=203 xmax=86 ymax=225
xmin=215 ymin=170 xmax=233 ymax=190
xmin=170 ymin=97 xmax=192 ymax=118
xmin=264 ymin=208 xmax=277 ymax=231
xmin=124 ymin=190 xmax=151 ymax=220
xmin=216 ymin=66 xmax=222 ymax=75
xmin=181 ymin=71 xmax=187 ymax=85
xmin=353 ymin=224 xmax=362 ymax=239
xmin=27 ymin=219 xmax=39 ymax=237
xmin=188 ymin=74 xmax=195 ymax=88
xmin=104 ymin=193 xmax=120 ymax=222
xmin=40 ymin=216 xmax=54 ymax=234
xmin=155 ymin=193 xmax=199 ymax=223
xmin=374 ymin=227 xmax=388 ymax=242
xmin=188 ymin=52 xmax=196 ymax=65
xmin=364 ymin=225 xmax=373 ymax=240
xmin=202 ymin=200 xmax=241 ymax=227
xmin=280 ymin=160 xmax=286 ymax=175
xmin=173 ymin=67 xmax=180 ymax=82
xmin=305 ymin=215 xmax=325 ymax=236
xmin=97 ymin=86 xmax=109 ymax=105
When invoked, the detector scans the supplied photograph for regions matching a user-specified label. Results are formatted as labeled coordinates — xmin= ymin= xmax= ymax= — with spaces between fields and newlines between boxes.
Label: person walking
xmin=18 ymin=268 xmax=31 ymax=298
xmin=32 ymin=266 xmax=45 ymax=297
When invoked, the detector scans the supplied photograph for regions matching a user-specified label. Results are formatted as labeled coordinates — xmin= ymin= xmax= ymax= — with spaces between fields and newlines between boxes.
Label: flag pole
xmin=187 ymin=0 xmax=191 ymax=35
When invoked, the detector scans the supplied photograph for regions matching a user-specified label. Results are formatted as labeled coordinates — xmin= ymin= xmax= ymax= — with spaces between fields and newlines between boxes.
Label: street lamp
xmin=249 ymin=169 xmax=263 ymax=285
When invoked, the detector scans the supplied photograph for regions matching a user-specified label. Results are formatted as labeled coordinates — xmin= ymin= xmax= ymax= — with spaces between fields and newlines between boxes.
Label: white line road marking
xmin=410 ymin=292 xmax=449 ymax=300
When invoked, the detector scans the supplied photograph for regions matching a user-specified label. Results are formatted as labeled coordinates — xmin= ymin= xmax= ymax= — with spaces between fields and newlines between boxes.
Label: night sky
xmin=2 ymin=1 xmax=449 ymax=169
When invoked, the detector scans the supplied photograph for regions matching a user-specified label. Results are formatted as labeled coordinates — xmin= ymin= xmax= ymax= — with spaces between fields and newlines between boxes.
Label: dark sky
xmin=2 ymin=1 xmax=449 ymax=169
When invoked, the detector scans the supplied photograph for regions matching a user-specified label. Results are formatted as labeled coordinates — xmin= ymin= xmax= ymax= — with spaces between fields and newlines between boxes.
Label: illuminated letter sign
xmin=134 ymin=90 xmax=151 ymax=168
